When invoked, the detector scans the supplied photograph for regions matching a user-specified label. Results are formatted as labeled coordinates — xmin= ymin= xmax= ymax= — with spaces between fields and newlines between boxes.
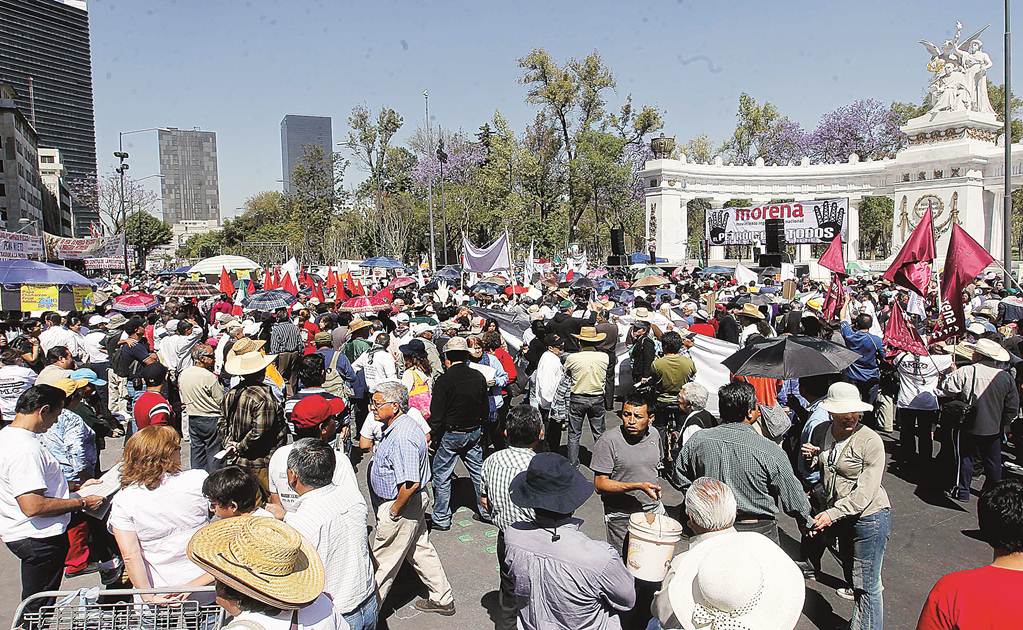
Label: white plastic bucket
xmin=626 ymin=512 xmax=684 ymax=582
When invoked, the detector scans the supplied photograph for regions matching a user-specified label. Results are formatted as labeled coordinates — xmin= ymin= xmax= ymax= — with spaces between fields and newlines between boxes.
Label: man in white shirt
xmin=157 ymin=319 xmax=203 ymax=378
xmin=0 ymin=385 xmax=104 ymax=620
xmin=0 ymin=348 xmax=36 ymax=424
xmin=39 ymin=313 xmax=88 ymax=363
xmin=532 ymin=334 xmax=565 ymax=450
xmin=276 ymin=438 xmax=376 ymax=629
xmin=893 ymin=349 xmax=954 ymax=472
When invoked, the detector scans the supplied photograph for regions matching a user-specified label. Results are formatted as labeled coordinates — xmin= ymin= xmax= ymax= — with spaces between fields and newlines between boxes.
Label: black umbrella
xmin=722 ymin=335 xmax=861 ymax=379
xmin=570 ymin=276 xmax=597 ymax=290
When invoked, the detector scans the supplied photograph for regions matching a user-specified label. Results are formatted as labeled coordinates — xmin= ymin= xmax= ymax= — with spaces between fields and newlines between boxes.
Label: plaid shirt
xmin=368 ymin=414 xmax=430 ymax=505
xmin=673 ymin=422 xmax=813 ymax=527
xmin=220 ymin=383 xmax=286 ymax=469
xmin=481 ymin=446 xmax=535 ymax=530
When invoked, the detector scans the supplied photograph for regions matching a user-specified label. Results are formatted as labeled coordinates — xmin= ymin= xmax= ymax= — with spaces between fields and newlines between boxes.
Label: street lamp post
xmin=117 ymin=127 xmax=167 ymax=275
xmin=425 ymin=91 xmax=437 ymax=272
xmin=1004 ymin=0 xmax=1013 ymax=283
xmin=437 ymin=134 xmax=449 ymax=266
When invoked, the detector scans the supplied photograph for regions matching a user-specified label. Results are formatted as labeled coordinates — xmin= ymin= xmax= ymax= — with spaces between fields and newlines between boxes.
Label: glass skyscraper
xmin=280 ymin=114 xmax=332 ymax=194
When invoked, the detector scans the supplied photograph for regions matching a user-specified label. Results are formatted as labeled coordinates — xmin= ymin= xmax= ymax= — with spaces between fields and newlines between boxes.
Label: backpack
xmin=407 ymin=369 xmax=432 ymax=420
xmin=322 ymin=350 xmax=354 ymax=400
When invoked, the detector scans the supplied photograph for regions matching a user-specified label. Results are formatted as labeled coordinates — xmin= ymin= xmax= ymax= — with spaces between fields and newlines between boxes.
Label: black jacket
xmin=429 ymin=362 xmax=489 ymax=435
xmin=683 ymin=409 xmax=718 ymax=431
xmin=716 ymin=315 xmax=740 ymax=344
xmin=547 ymin=312 xmax=596 ymax=352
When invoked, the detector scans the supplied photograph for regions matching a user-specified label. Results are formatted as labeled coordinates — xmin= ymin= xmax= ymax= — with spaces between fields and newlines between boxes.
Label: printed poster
xmin=21 ymin=285 xmax=59 ymax=312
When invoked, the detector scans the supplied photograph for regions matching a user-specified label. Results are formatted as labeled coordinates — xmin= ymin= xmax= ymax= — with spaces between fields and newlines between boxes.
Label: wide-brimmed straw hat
xmin=230 ymin=337 xmax=266 ymax=355
xmin=348 ymin=319 xmax=373 ymax=333
xmin=510 ymin=453 xmax=593 ymax=514
xmin=667 ymin=531 xmax=804 ymax=630
xmin=226 ymin=350 xmax=277 ymax=376
xmin=738 ymin=303 xmax=765 ymax=320
xmin=572 ymin=326 xmax=607 ymax=343
xmin=187 ymin=516 xmax=324 ymax=609
xmin=820 ymin=382 xmax=873 ymax=414
xmin=632 ymin=307 xmax=653 ymax=320
xmin=967 ymin=338 xmax=1010 ymax=362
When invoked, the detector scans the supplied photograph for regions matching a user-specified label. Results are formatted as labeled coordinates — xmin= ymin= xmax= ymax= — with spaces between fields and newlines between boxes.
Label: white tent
xmin=190 ymin=255 xmax=261 ymax=275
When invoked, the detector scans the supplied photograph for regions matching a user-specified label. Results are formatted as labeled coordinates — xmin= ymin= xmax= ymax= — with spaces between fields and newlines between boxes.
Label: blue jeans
xmin=837 ymin=508 xmax=891 ymax=630
xmin=431 ymin=427 xmax=485 ymax=528
xmin=188 ymin=415 xmax=223 ymax=474
xmin=568 ymin=394 xmax=605 ymax=467
xmin=341 ymin=593 xmax=378 ymax=630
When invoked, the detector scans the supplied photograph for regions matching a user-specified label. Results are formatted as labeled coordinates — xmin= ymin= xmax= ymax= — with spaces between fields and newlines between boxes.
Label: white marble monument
xmin=640 ymin=21 xmax=1023 ymax=266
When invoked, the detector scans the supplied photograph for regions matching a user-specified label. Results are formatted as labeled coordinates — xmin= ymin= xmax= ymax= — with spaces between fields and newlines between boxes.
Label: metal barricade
xmin=11 ymin=586 xmax=225 ymax=630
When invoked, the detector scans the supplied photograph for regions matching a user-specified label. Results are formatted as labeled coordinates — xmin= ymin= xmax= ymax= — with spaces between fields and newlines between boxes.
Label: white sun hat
xmin=820 ymin=382 xmax=874 ymax=414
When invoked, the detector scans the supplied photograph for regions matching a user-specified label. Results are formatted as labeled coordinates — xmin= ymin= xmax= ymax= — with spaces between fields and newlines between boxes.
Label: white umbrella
xmin=190 ymin=255 xmax=261 ymax=275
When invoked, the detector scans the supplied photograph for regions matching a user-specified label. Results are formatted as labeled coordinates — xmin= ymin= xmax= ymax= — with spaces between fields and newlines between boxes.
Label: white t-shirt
xmin=108 ymin=469 xmax=210 ymax=588
xmin=352 ymin=347 xmax=396 ymax=391
xmin=267 ymin=442 xmax=364 ymax=513
xmin=359 ymin=408 xmax=430 ymax=447
xmin=232 ymin=593 xmax=349 ymax=630
xmin=0 ymin=365 xmax=36 ymax=422
xmin=895 ymin=352 xmax=955 ymax=410
xmin=0 ymin=426 xmax=70 ymax=542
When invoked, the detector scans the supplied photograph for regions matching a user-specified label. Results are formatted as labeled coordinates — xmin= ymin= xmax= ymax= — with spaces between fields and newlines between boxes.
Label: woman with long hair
xmin=108 ymin=426 xmax=212 ymax=603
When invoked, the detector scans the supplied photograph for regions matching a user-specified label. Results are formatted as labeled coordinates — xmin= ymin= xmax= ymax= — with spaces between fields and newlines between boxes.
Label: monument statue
xmin=919 ymin=22 xmax=996 ymax=115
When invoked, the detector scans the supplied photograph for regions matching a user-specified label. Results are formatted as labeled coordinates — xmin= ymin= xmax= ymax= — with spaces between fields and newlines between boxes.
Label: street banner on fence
xmin=20 ymin=285 xmax=58 ymax=311
xmin=44 ymin=233 xmax=124 ymax=261
xmin=83 ymin=257 xmax=125 ymax=270
xmin=705 ymin=198 xmax=848 ymax=245
xmin=72 ymin=287 xmax=94 ymax=311
xmin=0 ymin=231 xmax=44 ymax=259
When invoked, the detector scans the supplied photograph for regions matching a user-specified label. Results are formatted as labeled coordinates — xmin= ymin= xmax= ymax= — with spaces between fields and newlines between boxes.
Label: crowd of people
xmin=0 ymin=263 xmax=1021 ymax=630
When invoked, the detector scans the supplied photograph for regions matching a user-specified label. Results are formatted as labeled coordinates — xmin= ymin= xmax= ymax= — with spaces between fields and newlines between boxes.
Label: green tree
xmin=722 ymin=94 xmax=780 ymax=164
xmin=687 ymin=199 xmax=710 ymax=260
xmin=723 ymin=199 xmax=752 ymax=260
xmin=857 ymin=196 xmax=894 ymax=260
xmin=987 ymin=82 xmax=1023 ymax=143
xmin=680 ymin=135 xmax=718 ymax=163
xmin=288 ymin=145 xmax=348 ymax=263
xmin=341 ymin=105 xmax=403 ymax=215
xmin=125 ymin=212 xmax=171 ymax=268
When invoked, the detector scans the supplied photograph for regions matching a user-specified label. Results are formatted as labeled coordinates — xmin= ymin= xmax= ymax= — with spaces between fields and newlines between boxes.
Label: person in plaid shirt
xmin=220 ymin=349 xmax=286 ymax=491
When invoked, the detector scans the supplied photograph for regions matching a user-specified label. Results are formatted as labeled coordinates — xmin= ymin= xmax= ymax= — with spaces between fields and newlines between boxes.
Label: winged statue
xmin=919 ymin=22 xmax=995 ymax=115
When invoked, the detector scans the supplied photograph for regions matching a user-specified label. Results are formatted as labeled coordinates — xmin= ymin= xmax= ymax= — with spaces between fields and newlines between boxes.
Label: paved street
xmin=0 ymin=411 xmax=993 ymax=630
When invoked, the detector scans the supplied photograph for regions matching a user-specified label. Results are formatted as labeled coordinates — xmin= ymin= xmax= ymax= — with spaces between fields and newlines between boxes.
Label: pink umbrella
xmin=112 ymin=292 xmax=159 ymax=313
xmin=339 ymin=296 xmax=389 ymax=314
xmin=587 ymin=267 xmax=609 ymax=278
xmin=388 ymin=276 xmax=417 ymax=290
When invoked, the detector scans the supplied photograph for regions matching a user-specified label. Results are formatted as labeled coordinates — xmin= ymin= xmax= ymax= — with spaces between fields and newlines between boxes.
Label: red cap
xmin=291 ymin=395 xmax=346 ymax=429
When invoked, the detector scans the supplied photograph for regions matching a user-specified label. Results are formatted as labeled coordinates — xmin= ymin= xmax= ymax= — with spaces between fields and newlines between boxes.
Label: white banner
xmin=44 ymin=233 xmax=124 ymax=260
xmin=706 ymin=198 xmax=848 ymax=246
xmin=0 ymin=231 xmax=44 ymax=259
xmin=84 ymin=257 xmax=126 ymax=270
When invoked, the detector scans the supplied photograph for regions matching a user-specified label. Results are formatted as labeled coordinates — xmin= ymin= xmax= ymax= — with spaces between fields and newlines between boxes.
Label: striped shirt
xmin=482 ymin=446 xmax=536 ymax=530
xmin=368 ymin=414 xmax=430 ymax=504
xmin=672 ymin=422 xmax=813 ymax=527
xmin=284 ymin=484 xmax=374 ymax=613
xmin=270 ymin=321 xmax=303 ymax=354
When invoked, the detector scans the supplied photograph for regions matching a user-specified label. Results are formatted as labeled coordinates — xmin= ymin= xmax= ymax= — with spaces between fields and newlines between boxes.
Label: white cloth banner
xmin=462 ymin=232 xmax=511 ymax=273
xmin=735 ymin=263 xmax=758 ymax=285
xmin=781 ymin=263 xmax=796 ymax=281
xmin=281 ymin=257 xmax=300 ymax=282
xmin=0 ymin=231 xmax=43 ymax=259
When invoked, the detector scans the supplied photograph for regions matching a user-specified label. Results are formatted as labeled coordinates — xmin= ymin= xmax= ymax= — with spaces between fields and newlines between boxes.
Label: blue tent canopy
xmin=360 ymin=256 xmax=405 ymax=269
xmin=158 ymin=264 xmax=192 ymax=276
xmin=629 ymin=252 xmax=667 ymax=264
xmin=0 ymin=259 xmax=95 ymax=287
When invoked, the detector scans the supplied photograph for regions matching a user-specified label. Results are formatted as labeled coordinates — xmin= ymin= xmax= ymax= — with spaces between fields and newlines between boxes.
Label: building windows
xmin=40 ymin=155 xmax=54 ymax=163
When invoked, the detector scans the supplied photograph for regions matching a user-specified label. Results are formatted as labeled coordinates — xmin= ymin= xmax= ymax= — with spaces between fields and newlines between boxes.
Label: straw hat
xmin=967 ymin=338 xmax=1010 ymax=362
xmin=187 ymin=516 xmax=324 ymax=609
xmin=820 ymin=382 xmax=873 ymax=414
xmin=738 ymin=303 xmax=765 ymax=320
xmin=348 ymin=319 xmax=373 ymax=333
xmin=632 ymin=307 xmax=653 ymax=321
xmin=572 ymin=326 xmax=607 ymax=343
xmin=667 ymin=531 xmax=804 ymax=630
xmin=230 ymin=337 xmax=266 ymax=355
xmin=226 ymin=350 xmax=277 ymax=376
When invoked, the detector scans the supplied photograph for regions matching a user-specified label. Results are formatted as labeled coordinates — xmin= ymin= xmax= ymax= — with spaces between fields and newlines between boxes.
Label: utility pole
xmin=1004 ymin=0 xmax=1014 ymax=284
xmin=437 ymin=132 xmax=448 ymax=266
xmin=424 ymin=91 xmax=437 ymax=271
xmin=114 ymin=148 xmax=130 ymax=275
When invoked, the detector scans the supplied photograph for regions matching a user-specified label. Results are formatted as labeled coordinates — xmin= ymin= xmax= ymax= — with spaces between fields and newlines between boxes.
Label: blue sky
xmin=88 ymin=0 xmax=1020 ymax=221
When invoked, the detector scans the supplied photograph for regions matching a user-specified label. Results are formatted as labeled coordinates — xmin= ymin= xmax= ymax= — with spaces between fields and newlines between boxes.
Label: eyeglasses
xmin=370 ymin=400 xmax=395 ymax=410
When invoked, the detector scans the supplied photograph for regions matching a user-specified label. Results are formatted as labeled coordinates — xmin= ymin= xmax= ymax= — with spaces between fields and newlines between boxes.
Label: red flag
xmin=312 ymin=280 xmax=326 ymax=303
xmin=354 ymin=277 xmax=365 ymax=297
xmin=932 ymin=223 xmax=995 ymax=342
xmin=343 ymin=273 xmax=357 ymax=296
xmin=263 ymin=267 xmax=277 ymax=291
xmin=218 ymin=267 xmax=235 ymax=298
xmin=821 ymin=274 xmax=845 ymax=320
xmin=325 ymin=268 xmax=337 ymax=290
xmin=247 ymin=279 xmax=256 ymax=296
xmin=280 ymin=272 xmax=298 ymax=297
xmin=883 ymin=206 xmax=935 ymax=295
xmin=818 ymin=234 xmax=846 ymax=276
xmin=566 ymin=269 xmax=575 ymax=282
xmin=883 ymin=300 xmax=927 ymax=356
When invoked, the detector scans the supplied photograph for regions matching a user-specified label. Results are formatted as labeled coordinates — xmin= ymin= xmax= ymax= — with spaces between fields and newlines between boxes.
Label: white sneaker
xmin=836 ymin=587 xmax=855 ymax=600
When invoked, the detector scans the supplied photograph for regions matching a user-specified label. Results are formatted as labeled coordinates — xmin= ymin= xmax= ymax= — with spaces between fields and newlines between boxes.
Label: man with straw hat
xmin=564 ymin=326 xmax=609 ymax=468
xmin=939 ymin=338 xmax=1019 ymax=502
xmin=222 ymin=346 xmax=286 ymax=491
xmin=187 ymin=516 xmax=347 ymax=630
xmin=504 ymin=452 xmax=635 ymax=629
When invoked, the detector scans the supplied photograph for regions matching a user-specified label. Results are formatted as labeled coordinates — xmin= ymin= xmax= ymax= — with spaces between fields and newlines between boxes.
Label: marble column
xmin=846 ymin=198 xmax=860 ymax=263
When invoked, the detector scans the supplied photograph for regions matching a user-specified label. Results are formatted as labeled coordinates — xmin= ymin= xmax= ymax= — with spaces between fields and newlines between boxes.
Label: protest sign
xmin=21 ymin=285 xmax=58 ymax=311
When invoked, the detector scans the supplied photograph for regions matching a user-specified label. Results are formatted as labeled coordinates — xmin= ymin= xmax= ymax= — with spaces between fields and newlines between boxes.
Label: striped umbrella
xmin=161 ymin=281 xmax=219 ymax=299
xmin=244 ymin=289 xmax=297 ymax=311
xmin=111 ymin=292 xmax=159 ymax=313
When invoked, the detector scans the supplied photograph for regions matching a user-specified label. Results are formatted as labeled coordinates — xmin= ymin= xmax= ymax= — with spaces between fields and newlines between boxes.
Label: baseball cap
xmin=51 ymin=377 xmax=90 ymax=397
xmin=313 ymin=331 xmax=333 ymax=345
xmin=141 ymin=362 xmax=168 ymax=386
xmin=291 ymin=395 xmax=346 ymax=430
xmin=69 ymin=368 xmax=106 ymax=386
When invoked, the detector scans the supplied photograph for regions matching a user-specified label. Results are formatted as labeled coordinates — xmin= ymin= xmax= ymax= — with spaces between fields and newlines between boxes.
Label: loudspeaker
xmin=758 ymin=253 xmax=783 ymax=268
xmin=765 ymin=218 xmax=785 ymax=254
xmin=610 ymin=229 xmax=626 ymax=256
xmin=606 ymin=254 xmax=629 ymax=267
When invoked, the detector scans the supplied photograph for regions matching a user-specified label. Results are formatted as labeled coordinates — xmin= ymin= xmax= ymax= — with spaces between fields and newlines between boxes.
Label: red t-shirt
xmin=916 ymin=564 xmax=1023 ymax=630
xmin=133 ymin=391 xmax=172 ymax=429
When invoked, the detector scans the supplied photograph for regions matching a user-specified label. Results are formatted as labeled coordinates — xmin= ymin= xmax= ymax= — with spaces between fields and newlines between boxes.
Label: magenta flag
xmin=884 ymin=207 xmax=936 ymax=295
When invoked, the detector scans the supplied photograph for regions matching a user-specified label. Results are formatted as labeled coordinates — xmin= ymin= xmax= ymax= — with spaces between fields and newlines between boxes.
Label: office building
xmin=38 ymin=147 xmax=73 ymax=235
xmin=158 ymin=128 xmax=220 ymax=225
xmin=280 ymin=115 xmax=332 ymax=193
xmin=0 ymin=84 xmax=44 ymax=230
xmin=0 ymin=0 xmax=99 ymax=236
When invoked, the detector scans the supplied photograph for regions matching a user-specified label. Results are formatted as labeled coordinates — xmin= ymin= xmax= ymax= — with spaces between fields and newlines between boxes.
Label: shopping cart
xmin=11 ymin=586 xmax=225 ymax=630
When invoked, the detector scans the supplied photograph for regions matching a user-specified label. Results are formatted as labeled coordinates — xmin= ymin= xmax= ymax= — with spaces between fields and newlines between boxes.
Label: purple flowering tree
xmin=760 ymin=117 xmax=811 ymax=165
xmin=411 ymin=140 xmax=486 ymax=188
xmin=808 ymin=99 xmax=905 ymax=163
